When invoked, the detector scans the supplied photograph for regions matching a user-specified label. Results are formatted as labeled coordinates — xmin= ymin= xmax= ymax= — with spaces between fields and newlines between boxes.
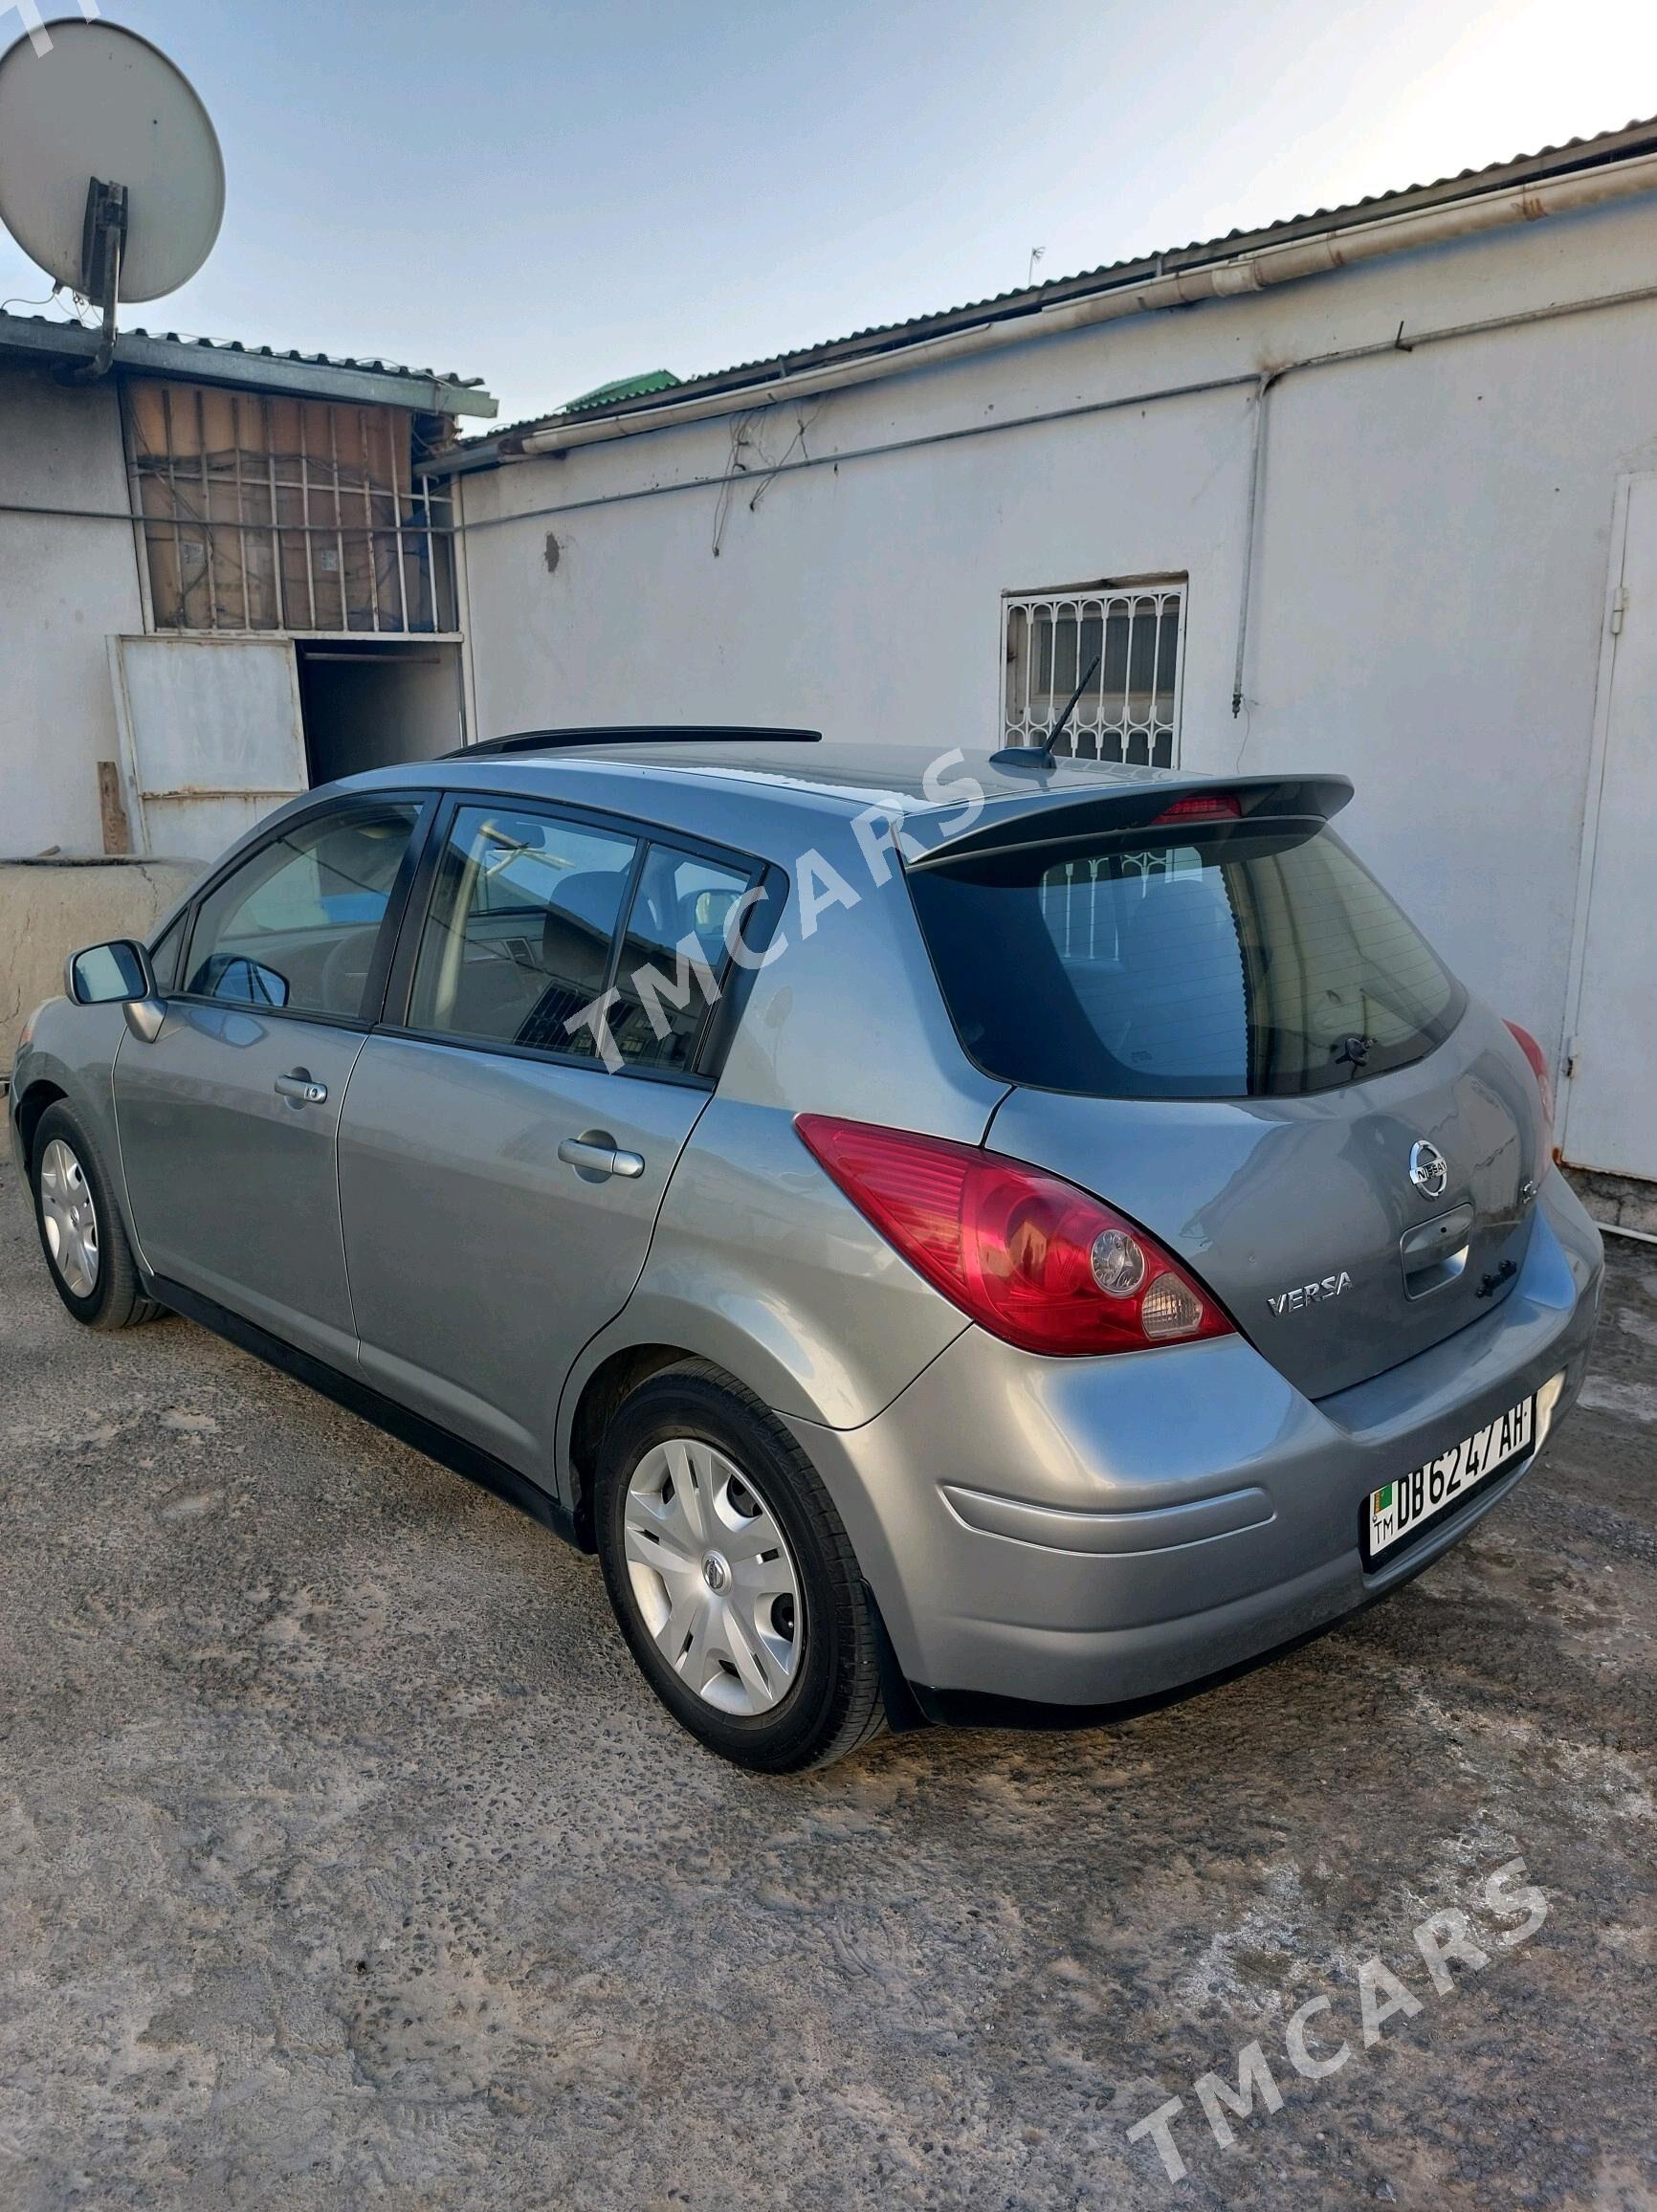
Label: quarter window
xmin=1002 ymin=583 xmax=1183 ymax=763
xmin=182 ymin=803 xmax=421 ymax=1019
xmin=605 ymin=847 xmax=753 ymax=1073
xmin=407 ymin=805 xmax=637 ymax=1056
xmin=148 ymin=911 xmax=188 ymax=992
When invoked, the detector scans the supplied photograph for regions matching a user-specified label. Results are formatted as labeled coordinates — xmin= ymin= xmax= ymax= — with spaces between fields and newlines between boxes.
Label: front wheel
xmin=595 ymin=1360 xmax=887 ymax=1772
xmin=31 ymin=1102 xmax=162 ymax=1331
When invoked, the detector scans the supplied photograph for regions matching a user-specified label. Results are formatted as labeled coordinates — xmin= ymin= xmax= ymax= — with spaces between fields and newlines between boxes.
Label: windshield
xmin=906 ymin=818 xmax=1464 ymax=1099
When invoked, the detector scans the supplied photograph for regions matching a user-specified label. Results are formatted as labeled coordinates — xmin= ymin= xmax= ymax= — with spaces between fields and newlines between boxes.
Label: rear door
xmin=909 ymin=807 xmax=1543 ymax=1402
xmin=338 ymin=796 xmax=757 ymax=1475
xmin=113 ymin=794 xmax=429 ymax=1366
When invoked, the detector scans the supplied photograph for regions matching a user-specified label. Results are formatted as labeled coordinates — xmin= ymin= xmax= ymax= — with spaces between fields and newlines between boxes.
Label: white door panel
xmin=110 ymin=635 xmax=307 ymax=860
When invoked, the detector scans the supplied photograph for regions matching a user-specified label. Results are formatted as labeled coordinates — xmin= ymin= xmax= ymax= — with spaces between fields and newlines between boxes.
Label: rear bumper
xmin=785 ymin=1170 xmax=1604 ymax=1708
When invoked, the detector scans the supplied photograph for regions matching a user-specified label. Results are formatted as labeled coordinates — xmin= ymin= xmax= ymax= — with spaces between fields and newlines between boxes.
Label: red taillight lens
xmin=1504 ymin=1020 xmax=1556 ymax=1152
xmin=1154 ymin=792 xmax=1243 ymax=825
xmin=795 ymin=1116 xmax=1234 ymax=1358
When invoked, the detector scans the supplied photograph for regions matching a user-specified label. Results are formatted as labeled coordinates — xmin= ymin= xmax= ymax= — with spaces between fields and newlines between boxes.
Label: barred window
xmin=126 ymin=382 xmax=455 ymax=635
xmin=1002 ymin=583 xmax=1183 ymax=764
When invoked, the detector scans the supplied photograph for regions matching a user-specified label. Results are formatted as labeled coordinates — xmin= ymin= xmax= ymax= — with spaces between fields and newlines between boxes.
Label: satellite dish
xmin=0 ymin=18 xmax=223 ymax=371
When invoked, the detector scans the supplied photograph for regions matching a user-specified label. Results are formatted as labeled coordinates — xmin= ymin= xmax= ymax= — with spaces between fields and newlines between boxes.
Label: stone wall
xmin=1 ymin=858 xmax=201 ymax=1051
xmin=1563 ymin=1165 xmax=1657 ymax=1243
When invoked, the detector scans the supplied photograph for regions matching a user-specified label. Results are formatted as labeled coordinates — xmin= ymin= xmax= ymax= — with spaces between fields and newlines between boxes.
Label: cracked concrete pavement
xmin=1 ymin=1152 xmax=1653 ymax=2209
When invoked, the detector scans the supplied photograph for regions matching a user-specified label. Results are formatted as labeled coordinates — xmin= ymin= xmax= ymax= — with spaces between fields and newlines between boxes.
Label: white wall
xmin=456 ymin=190 xmax=1657 ymax=1072
xmin=0 ymin=362 xmax=145 ymax=857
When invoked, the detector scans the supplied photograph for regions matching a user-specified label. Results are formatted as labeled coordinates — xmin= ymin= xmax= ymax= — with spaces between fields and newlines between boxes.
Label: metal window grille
xmin=1037 ymin=845 xmax=1200 ymax=953
xmin=1002 ymin=583 xmax=1183 ymax=764
xmin=126 ymin=382 xmax=456 ymax=635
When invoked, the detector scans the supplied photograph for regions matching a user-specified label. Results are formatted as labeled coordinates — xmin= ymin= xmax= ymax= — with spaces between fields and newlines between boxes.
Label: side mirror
xmin=65 ymin=939 xmax=166 ymax=1043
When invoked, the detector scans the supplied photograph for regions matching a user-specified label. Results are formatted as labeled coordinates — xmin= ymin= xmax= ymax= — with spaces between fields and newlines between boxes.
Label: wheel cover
xmin=39 ymin=1138 xmax=99 ymax=1299
xmin=624 ymin=1437 xmax=804 ymax=1716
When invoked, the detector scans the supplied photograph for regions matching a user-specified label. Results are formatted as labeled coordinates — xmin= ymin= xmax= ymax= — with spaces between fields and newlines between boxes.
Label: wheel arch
xmin=563 ymin=1341 xmax=706 ymax=1548
xmin=16 ymin=1079 xmax=68 ymax=1169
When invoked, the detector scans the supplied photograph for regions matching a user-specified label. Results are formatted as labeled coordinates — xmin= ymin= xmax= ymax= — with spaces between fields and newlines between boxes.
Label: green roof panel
xmin=563 ymin=369 xmax=681 ymax=414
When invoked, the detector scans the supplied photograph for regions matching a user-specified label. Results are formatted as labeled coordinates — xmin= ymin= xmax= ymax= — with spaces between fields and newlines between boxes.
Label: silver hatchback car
xmin=10 ymin=732 xmax=1603 ymax=1769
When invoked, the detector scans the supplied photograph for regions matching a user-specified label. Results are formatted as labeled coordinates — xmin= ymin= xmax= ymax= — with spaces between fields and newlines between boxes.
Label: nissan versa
xmin=9 ymin=732 xmax=1603 ymax=1769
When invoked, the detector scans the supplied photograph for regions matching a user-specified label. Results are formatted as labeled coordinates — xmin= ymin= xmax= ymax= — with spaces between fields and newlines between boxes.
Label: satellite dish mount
xmin=76 ymin=174 xmax=129 ymax=377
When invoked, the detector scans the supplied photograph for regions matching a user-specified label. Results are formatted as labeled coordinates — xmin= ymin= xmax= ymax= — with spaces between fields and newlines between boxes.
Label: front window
xmin=182 ymin=804 xmax=421 ymax=1020
xmin=907 ymin=819 xmax=1463 ymax=1099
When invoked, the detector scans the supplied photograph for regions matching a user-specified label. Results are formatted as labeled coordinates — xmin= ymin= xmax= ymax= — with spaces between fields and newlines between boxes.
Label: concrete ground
xmin=1 ymin=1153 xmax=1653 ymax=2212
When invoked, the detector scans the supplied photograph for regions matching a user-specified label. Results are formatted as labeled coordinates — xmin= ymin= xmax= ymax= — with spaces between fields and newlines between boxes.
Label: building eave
xmin=438 ymin=111 xmax=1657 ymax=475
xmin=0 ymin=314 xmax=497 ymax=417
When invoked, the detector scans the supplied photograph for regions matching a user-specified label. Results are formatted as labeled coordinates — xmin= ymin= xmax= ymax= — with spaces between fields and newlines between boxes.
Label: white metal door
xmin=109 ymin=635 xmax=307 ymax=860
xmin=1563 ymin=476 xmax=1657 ymax=1182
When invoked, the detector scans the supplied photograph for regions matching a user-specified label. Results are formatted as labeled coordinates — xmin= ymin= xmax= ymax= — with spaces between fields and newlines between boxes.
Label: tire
xmin=31 ymin=1102 xmax=163 ymax=1332
xmin=596 ymin=1360 xmax=888 ymax=1772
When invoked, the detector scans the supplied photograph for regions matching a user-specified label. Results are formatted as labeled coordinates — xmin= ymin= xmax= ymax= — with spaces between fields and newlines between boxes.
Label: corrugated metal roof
xmin=565 ymin=368 xmax=681 ymax=413
xmin=0 ymin=311 xmax=497 ymax=416
xmin=453 ymin=112 xmax=1657 ymax=461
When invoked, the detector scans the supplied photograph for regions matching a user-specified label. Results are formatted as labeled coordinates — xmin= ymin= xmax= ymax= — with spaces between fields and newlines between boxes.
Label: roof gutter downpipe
xmin=1232 ymin=372 xmax=1278 ymax=719
xmin=519 ymin=151 xmax=1657 ymax=459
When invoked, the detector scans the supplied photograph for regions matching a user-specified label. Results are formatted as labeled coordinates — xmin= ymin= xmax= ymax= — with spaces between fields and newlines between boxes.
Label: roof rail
xmin=446 ymin=725 xmax=823 ymax=761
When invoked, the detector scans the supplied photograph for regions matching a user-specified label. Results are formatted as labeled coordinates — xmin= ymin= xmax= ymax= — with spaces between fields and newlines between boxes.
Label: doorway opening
xmin=297 ymin=638 xmax=465 ymax=785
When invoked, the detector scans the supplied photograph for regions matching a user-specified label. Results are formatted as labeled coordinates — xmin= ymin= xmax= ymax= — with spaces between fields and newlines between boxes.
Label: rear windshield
xmin=906 ymin=818 xmax=1464 ymax=1099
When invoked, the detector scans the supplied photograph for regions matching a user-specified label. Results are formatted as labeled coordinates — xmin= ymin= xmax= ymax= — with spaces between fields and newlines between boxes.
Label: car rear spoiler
xmin=905 ymin=772 xmax=1355 ymax=870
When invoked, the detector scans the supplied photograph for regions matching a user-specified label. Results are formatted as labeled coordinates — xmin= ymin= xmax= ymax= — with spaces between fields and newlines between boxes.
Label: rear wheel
xmin=31 ymin=1103 xmax=162 ymax=1331
xmin=595 ymin=1360 xmax=887 ymax=1771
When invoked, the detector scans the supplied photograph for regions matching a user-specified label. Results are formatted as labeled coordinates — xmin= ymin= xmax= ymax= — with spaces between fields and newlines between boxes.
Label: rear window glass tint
xmin=907 ymin=820 xmax=1462 ymax=1099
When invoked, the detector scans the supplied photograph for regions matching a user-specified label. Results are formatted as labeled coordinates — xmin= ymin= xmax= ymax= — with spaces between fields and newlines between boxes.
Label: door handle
xmin=274 ymin=1071 xmax=328 ymax=1106
xmin=559 ymin=1131 xmax=646 ymax=1181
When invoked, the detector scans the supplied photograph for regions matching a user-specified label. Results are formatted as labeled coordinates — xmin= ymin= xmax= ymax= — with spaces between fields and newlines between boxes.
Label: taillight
xmin=1154 ymin=792 xmax=1243 ymax=825
xmin=1504 ymin=1020 xmax=1556 ymax=1153
xmin=794 ymin=1116 xmax=1234 ymax=1358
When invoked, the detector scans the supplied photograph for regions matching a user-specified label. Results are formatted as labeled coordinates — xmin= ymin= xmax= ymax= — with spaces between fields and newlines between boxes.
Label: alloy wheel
xmin=39 ymin=1138 xmax=99 ymax=1299
xmin=623 ymin=1437 xmax=803 ymax=1715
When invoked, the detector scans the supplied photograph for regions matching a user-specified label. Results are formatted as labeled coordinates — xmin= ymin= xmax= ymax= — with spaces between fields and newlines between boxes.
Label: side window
xmin=606 ymin=846 xmax=753 ymax=1073
xmin=183 ymin=803 xmax=422 ymax=1020
xmin=407 ymin=804 xmax=636 ymax=1056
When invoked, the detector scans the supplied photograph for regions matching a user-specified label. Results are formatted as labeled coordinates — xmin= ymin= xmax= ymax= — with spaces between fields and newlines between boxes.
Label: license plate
xmin=1365 ymin=1392 xmax=1536 ymax=1562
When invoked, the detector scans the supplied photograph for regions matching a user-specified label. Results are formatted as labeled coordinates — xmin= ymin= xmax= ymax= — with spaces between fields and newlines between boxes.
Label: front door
xmin=338 ymin=799 xmax=752 ymax=1476
xmin=1564 ymin=475 xmax=1657 ymax=1182
xmin=114 ymin=796 xmax=426 ymax=1365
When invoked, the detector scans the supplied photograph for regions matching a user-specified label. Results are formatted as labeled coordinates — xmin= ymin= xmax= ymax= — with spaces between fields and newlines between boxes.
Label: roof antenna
xmin=990 ymin=653 xmax=1100 ymax=772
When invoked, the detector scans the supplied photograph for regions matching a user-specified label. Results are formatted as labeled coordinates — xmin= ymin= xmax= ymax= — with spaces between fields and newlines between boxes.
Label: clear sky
xmin=2 ymin=0 xmax=1654 ymax=427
